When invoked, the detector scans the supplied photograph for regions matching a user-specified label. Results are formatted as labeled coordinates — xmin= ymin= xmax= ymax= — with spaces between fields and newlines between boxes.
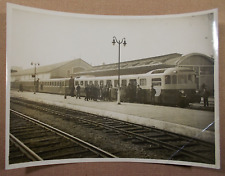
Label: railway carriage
xmin=11 ymin=67 xmax=201 ymax=107
xmin=11 ymin=78 xmax=70 ymax=95
xmin=74 ymin=67 xmax=201 ymax=106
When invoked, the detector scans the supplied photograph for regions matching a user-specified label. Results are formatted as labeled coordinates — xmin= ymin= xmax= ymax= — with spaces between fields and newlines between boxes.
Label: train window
xmin=75 ymin=81 xmax=79 ymax=86
xmin=172 ymin=75 xmax=177 ymax=84
xmin=152 ymin=78 xmax=161 ymax=86
xmin=100 ymin=80 xmax=104 ymax=86
xmin=129 ymin=79 xmax=137 ymax=86
xmin=140 ymin=79 xmax=146 ymax=86
xmin=62 ymin=82 xmax=64 ymax=86
xmin=85 ymin=81 xmax=88 ymax=86
xmin=121 ymin=80 xmax=127 ymax=86
xmin=188 ymin=74 xmax=195 ymax=83
xmin=80 ymin=81 xmax=83 ymax=86
xmin=106 ymin=80 xmax=112 ymax=87
xmin=114 ymin=80 xmax=118 ymax=87
xmin=94 ymin=80 xmax=98 ymax=86
xmin=151 ymin=69 xmax=165 ymax=74
xmin=165 ymin=75 xmax=171 ymax=84
xmin=56 ymin=82 xmax=59 ymax=86
xmin=178 ymin=75 xmax=187 ymax=84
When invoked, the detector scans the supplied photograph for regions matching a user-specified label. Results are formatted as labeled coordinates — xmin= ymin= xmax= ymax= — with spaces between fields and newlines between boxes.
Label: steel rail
xmin=10 ymin=109 xmax=117 ymax=158
xmin=11 ymin=98 xmax=214 ymax=163
xmin=10 ymin=133 xmax=43 ymax=161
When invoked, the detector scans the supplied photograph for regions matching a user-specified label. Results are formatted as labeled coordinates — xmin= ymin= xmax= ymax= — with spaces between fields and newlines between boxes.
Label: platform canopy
xmin=73 ymin=53 xmax=182 ymax=77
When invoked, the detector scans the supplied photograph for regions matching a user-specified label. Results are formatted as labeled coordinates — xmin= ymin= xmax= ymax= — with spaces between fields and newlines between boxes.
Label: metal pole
xmin=117 ymin=42 xmax=121 ymax=105
xmin=112 ymin=36 xmax=126 ymax=105
xmin=34 ymin=64 xmax=36 ymax=94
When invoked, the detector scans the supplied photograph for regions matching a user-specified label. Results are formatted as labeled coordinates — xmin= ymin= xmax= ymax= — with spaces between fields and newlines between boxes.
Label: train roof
xmin=75 ymin=67 xmax=196 ymax=80
xmin=146 ymin=67 xmax=196 ymax=75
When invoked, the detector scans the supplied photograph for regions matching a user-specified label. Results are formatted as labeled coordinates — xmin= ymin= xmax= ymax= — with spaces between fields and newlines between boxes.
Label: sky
xmin=7 ymin=4 xmax=217 ymax=69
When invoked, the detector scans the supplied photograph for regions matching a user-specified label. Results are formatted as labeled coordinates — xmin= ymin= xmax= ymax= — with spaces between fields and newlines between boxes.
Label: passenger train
xmin=11 ymin=67 xmax=201 ymax=107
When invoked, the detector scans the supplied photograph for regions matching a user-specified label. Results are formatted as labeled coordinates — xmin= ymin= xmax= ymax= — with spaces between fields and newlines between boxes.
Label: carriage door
xmin=151 ymin=78 xmax=161 ymax=96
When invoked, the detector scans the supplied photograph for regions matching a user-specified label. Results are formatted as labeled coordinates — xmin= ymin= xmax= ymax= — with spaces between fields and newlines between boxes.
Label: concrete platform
xmin=10 ymin=90 xmax=215 ymax=143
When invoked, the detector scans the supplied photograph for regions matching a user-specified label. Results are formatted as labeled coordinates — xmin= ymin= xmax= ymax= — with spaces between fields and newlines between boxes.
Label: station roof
xmin=73 ymin=53 xmax=182 ymax=77
xmin=11 ymin=59 xmax=85 ymax=76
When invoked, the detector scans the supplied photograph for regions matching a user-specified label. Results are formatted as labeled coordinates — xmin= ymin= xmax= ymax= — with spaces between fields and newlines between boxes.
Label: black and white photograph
xmin=6 ymin=3 xmax=219 ymax=169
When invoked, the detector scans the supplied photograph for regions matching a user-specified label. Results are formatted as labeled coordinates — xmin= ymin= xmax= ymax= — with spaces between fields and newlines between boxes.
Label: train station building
xmin=73 ymin=53 xmax=214 ymax=91
xmin=11 ymin=58 xmax=92 ymax=82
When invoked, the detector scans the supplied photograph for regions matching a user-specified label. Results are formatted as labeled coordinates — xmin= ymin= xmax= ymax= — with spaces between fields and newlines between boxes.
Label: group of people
xmin=84 ymin=84 xmax=113 ymax=101
xmin=68 ymin=77 xmax=157 ymax=104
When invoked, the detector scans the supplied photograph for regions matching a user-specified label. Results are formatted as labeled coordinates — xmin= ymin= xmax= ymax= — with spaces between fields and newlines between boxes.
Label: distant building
xmin=11 ymin=58 xmax=92 ymax=82
xmin=73 ymin=53 xmax=214 ymax=91
xmin=11 ymin=66 xmax=23 ymax=73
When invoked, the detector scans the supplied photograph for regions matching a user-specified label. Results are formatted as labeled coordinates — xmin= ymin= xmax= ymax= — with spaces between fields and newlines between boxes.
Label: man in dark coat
xmin=202 ymin=88 xmax=209 ymax=107
xmin=151 ymin=85 xmax=156 ymax=104
xmin=69 ymin=76 xmax=75 ymax=97
xmin=76 ymin=84 xmax=81 ymax=99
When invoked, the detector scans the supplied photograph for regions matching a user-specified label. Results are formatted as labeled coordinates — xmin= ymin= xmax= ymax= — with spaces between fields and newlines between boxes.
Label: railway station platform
xmin=9 ymin=90 xmax=216 ymax=143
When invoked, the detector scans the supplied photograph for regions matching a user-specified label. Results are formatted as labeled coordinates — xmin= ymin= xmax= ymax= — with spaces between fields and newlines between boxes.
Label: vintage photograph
xmin=6 ymin=3 xmax=219 ymax=169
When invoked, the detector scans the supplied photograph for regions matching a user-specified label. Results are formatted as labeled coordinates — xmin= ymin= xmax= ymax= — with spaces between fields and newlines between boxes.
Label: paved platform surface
xmin=10 ymin=91 xmax=216 ymax=143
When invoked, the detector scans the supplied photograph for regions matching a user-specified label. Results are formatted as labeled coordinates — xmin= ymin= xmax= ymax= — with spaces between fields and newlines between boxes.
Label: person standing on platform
xmin=69 ymin=76 xmax=75 ymax=97
xmin=76 ymin=84 xmax=81 ymax=99
xmin=150 ymin=85 xmax=156 ymax=104
xmin=127 ymin=83 xmax=132 ymax=102
xmin=136 ymin=85 xmax=142 ymax=103
xmin=19 ymin=83 xmax=23 ymax=92
xmin=84 ymin=84 xmax=89 ymax=101
xmin=202 ymin=88 xmax=209 ymax=107
xmin=36 ymin=78 xmax=40 ymax=92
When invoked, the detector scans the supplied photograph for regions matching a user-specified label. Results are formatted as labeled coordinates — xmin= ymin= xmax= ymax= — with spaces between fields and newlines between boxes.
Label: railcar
xmin=11 ymin=78 xmax=70 ymax=95
xmin=10 ymin=67 xmax=201 ymax=106
xmin=74 ymin=67 xmax=201 ymax=106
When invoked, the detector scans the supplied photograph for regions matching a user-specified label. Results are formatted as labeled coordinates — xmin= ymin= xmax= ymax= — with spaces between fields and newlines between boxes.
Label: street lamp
xmin=31 ymin=62 xmax=40 ymax=94
xmin=112 ymin=36 xmax=127 ymax=105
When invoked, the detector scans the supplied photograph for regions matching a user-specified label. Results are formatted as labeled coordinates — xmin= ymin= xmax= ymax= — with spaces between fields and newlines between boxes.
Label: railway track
xmin=10 ymin=97 xmax=215 ymax=164
xmin=9 ymin=109 xmax=117 ymax=164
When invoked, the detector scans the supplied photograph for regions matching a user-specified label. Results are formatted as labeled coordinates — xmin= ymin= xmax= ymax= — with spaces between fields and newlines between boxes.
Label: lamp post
xmin=31 ymin=62 xmax=40 ymax=94
xmin=112 ymin=36 xmax=127 ymax=105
